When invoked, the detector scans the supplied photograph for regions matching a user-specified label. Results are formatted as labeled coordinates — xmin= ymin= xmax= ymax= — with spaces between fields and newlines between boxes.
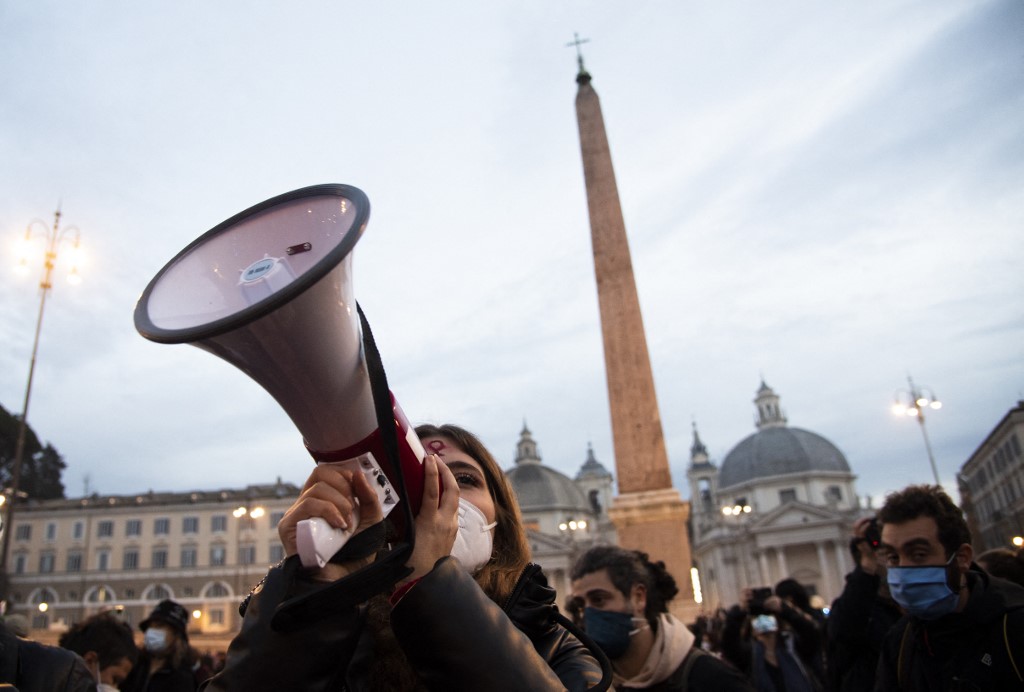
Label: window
xmin=148 ymin=584 xmax=172 ymax=601
xmin=207 ymin=582 xmax=230 ymax=598
xmin=73 ymin=521 xmax=84 ymax=540
xmin=210 ymin=546 xmax=227 ymax=566
xmin=826 ymin=486 xmax=843 ymax=503
xmin=183 ymin=517 xmax=199 ymax=534
xmin=152 ymin=549 xmax=168 ymax=569
xmin=270 ymin=511 xmax=285 ymax=528
xmin=14 ymin=554 xmax=26 ymax=574
xmin=97 ymin=550 xmax=110 ymax=571
xmin=66 ymin=552 xmax=83 ymax=573
xmin=269 ymin=544 xmax=285 ymax=564
xmin=209 ymin=609 xmax=225 ymax=625
xmin=98 ymin=521 xmax=114 ymax=538
xmin=779 ymin=489 xmax=797 ymax=504
xmin=14 ymin=525 xmax=30 ymax=541
xmin=211 ymin=515 xmax=227 ymax=533
xmin=45 ymin=523 xmax=57 ymax=541
xmin=39 ymin=552 xmax=55 ymax=573
xmin=239 ymin=544 xmax=256 ymax=565
xmin=154 ymin=518 xmax=170 ymax=535
xmin=125 ymin=519 xmax=142 ymax=537
xmin=123 ymin=550 xmax=139 ymax=570
xmin=181 ymin=547 xmax=197 ymax=568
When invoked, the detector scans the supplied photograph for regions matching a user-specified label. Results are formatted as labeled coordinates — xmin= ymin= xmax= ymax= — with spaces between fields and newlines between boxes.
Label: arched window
xmin=143 ymin=584 xmax=174 ymax=602
xmin=202 ymin=581 xmax=232 ymax=599
xmin=29 ymin=587 xmax=58 ymax=606
xmin=85 ymin=586 xmax=116 ymax=604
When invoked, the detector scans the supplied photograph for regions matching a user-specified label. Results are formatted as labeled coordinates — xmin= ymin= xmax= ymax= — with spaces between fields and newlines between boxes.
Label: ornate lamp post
xmin=1 ymin=209 xmax=82 ymax=593
xmin=891 ymin=376 xmax=942 ymax=485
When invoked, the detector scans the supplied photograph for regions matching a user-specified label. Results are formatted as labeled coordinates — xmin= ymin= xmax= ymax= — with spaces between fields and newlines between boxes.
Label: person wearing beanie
xmin=120 ymin=600 xmax=196 ymax=692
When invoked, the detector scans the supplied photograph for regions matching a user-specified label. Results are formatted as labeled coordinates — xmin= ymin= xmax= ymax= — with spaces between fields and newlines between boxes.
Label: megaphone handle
xmin=295 ymin=515 xmax=360 ymax=569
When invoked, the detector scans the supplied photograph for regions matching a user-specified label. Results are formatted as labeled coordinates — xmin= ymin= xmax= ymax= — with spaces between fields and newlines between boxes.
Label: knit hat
xmin=140 ymin=599 xmax=189 ymax=640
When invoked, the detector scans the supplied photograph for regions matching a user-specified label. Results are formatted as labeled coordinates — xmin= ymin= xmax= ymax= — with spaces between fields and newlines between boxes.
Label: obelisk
xmin=571 ymin=39 xmax=697 ymax=619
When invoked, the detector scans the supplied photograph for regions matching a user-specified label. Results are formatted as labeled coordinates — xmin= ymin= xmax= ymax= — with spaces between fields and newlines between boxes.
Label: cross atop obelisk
xmin=566 ymin=32 xmax=590 ymax=73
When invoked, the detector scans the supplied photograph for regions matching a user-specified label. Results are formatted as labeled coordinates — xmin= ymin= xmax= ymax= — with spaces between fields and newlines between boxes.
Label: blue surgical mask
xmin=886 ymin=553 xmax=960 ymax=620
xmin=144 ymin=627 xmax=169 ymax=653
xmin=582 ymin=607 xmax=647 ymax=659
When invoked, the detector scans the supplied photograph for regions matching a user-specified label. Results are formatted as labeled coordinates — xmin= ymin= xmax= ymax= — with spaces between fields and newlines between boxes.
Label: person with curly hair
xmin=874 ymin=484 xmax=1024 ymax=691
xmin=571 ymin=545 xmax=752 ymax=691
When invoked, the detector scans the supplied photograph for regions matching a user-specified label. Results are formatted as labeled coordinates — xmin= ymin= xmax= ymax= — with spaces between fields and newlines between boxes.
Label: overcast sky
xmin=2 ymin=1 xmax=1022 ymax=510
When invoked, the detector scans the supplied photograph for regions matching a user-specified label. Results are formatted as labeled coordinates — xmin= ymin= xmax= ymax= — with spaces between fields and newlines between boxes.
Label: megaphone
xmin=134 ymin=184 xmax=426 ymax=569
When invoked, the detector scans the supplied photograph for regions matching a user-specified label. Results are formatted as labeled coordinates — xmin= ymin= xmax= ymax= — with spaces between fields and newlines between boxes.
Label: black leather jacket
xmin=0 ymin=620 xmax=96 ymax=692
xmin=203 ymin=556 xmax=602 ymax=691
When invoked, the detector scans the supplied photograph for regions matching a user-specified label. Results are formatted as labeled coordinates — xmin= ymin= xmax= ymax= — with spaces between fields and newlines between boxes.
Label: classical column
xmin=816 ymin=541 xmax=834 ymax=599
xmin=758 ymin=550 xmax=772 ymax=587
xmin=573 ymin=53 xmax=696 ymax=619
xmin=776 ymin=546 xmax=789 ymax=579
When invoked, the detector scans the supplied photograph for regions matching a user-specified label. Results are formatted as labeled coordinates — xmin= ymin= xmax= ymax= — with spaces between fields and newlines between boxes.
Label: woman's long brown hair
xmin=414 ymin=424 xmax=532 ymax=606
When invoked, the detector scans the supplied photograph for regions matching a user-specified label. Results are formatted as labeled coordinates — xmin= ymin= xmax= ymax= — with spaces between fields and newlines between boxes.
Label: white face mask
xmin=144 ymin=627 xmax=169 ymax=653
xmin=97 ymin=684 xmax=119 ymax=692
xmin=450 ymin=498 xmax=497 ymax=573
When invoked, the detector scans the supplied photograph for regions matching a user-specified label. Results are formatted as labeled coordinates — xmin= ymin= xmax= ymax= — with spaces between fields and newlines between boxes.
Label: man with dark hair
xmin=59 ymin=611 xmax=138 ymax=691
xmin=570 ymin=546 xmax=753 ymax=691
xmin=874 ymin=484 xmax=1024 ymax=691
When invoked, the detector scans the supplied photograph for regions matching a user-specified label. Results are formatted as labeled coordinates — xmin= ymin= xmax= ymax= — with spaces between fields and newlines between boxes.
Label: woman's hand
xmin=278 ymin=463 xmax=385 ymax=581
xmin=400 ymin=454 xmax=460 ymax=584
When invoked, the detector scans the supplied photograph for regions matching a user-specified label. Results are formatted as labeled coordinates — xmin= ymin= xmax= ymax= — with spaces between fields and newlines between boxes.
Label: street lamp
xmin=558 ymin=518 xmax=588 ymax=533
xmin=233 ymin=504 xmax=264 ymax=598
xmin=891 ymin=375 xmax=943 ymax=485
xmin=1 ymin=208 xmax=83 ymax=590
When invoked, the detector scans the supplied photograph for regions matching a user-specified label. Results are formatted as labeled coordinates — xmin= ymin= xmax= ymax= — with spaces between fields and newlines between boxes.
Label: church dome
xmin=718 ymin=427 xmax=851 ymax=489
xmin=506 ymin=423 xmax=593 ymax=513
xmin=718 ymin=381 xmax=851 ymax=489
xmin=507 ymin=464 xmax=593 ymax=512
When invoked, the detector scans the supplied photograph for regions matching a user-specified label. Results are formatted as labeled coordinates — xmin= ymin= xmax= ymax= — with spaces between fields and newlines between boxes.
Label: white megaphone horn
xmin=134 ymin=184 xmax=426 ymax=569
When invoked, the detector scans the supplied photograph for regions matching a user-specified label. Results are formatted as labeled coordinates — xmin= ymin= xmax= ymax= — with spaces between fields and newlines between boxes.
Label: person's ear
xmin=956 ymin=543 xmax=974 ymax=573
xmin=630 ymin=583 xmax=647 ymax=617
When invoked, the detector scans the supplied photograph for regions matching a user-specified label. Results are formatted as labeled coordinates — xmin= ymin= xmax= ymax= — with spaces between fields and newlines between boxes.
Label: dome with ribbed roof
xmin=718 ymin=382 xmax=851 ymax=489
xmin=505 ymin=422 xmax=593 ymax=513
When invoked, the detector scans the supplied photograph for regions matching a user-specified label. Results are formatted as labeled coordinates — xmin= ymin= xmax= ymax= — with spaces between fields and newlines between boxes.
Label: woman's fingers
xmin=350 ymin=466 xmax=384 ymax=527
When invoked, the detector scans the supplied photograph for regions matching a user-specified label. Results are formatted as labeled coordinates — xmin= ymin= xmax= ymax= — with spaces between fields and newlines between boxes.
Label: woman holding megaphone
xmin=203 ymin=424 xmax=605 ymax=691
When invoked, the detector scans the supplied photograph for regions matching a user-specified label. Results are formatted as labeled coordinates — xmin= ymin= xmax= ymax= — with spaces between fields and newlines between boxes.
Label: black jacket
xmin=874 ymin=569 xmax=1024 ymax=691
xmin=0 ymin=621 xmax=96 ymax=692
xmin=203 ymin=556 xmax=602 ymax=691
xmin=826 ymin=567 xmax=902 ymax=692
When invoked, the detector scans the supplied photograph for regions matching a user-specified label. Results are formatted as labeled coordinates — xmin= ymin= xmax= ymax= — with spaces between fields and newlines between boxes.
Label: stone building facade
xmin=957 ymin=400 xmax=1024 ymax=551
xmin=688 ymin=382 xmax=861 ymax=611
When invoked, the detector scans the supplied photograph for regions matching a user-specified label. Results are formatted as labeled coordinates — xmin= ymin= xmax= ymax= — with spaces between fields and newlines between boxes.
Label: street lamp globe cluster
xmin=891 ymin=375 xmax=943 ymax=486
xmin=558 ymin=518 xmax=587 ymax=532
xmin=721 ymin=504 xmax=751 ymax=516
xmin=1 ymin=209 xmax=83 ymax=592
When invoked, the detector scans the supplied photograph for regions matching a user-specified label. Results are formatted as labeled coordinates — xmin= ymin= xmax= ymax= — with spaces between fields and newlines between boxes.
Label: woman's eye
xmin=455 ymin=473 xmax=481 ymax=487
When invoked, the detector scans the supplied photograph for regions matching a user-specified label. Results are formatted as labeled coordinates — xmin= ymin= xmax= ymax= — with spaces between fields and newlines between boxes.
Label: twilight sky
xmin=1 ymin=1 xmax=1022 ymax=509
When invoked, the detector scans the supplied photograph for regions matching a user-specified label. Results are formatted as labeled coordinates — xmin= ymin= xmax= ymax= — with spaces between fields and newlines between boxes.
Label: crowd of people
xmin=1 ymin=423 xmax=1022 ymax=691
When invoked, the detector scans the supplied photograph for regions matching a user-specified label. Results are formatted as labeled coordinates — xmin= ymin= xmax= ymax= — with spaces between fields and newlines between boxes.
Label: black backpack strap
xmin=679 ymin=646 xmax=707 ymax=692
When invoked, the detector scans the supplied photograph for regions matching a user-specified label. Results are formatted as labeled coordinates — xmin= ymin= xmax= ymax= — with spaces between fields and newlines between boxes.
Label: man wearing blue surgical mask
xmin=874 ymin=484 xmax=1024 ymax=691
xmin=571 ymin=546 xmax=752 ymax=691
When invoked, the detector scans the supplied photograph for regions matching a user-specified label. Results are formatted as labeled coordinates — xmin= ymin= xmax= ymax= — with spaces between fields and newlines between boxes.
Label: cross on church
xmin=566 ymin=32 xmax=590 ymax=71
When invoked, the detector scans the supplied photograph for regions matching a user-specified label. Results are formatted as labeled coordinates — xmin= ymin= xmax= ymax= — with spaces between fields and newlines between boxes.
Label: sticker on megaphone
xmin=295 ymin=452 xmax=398 ymax=568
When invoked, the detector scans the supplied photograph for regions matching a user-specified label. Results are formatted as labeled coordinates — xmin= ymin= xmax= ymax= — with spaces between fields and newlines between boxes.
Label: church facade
xmin=688 ymin=382 xmax=861 ymax=611
xmin=505 ymin=424 xmax=616 ymax=605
